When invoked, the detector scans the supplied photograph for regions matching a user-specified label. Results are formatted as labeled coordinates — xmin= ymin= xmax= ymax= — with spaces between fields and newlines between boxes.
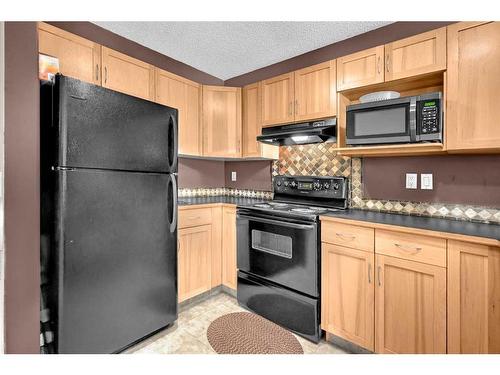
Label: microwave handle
xmin=409 ymin=97 xmax=417 ymax=142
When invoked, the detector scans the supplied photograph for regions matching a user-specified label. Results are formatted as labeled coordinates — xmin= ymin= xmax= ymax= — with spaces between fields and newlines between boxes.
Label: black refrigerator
xmin=40 ymin=75 xmax=178 ymax=354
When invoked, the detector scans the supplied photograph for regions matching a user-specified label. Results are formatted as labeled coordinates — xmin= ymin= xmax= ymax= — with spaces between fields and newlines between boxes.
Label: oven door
xmin=237 ymin=211 xmax=319 ymax=297
xmin=346 ymin=97 xmax=415 ymax=145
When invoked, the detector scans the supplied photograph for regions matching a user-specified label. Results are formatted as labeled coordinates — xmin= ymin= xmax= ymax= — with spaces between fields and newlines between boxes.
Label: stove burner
xmin=268 ymin=202 xmax=289 ymax=207
xmin=254 ymin=204 xmax=271 ymax=208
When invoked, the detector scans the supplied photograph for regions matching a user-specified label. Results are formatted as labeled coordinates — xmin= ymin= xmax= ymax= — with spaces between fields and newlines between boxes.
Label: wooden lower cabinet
xmin=178 ymin=224 xmax=212 ymax=302
xmin=447 ymin=240 xmax=500 ymax=353
xmin=321 ymin=243 xmax=375 ymax=351
xmin=222 ymin=206 xmax=237 ymax=290
xmin=375 ymin=254 xmax=446 ymax=353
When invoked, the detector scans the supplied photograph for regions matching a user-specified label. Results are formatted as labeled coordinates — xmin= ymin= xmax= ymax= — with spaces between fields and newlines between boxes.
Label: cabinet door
xmin=202 ymin=86 xmax=242 ymax=157
xmin=385 ymin=27 xmax=446 ymax=81
xmin=101 ymin=46 xmax=154 ymax=101
xmin=38 ymin=22 xmax=101 ymax=85
xmin=178 ymin=225 xmax=212 ymax=302
xmin=447 ymin=22 xmax=500 ymax=151
xmin=336 ymin=46 xmax=384 ymax=91
xmin=294 ymin=60 xmax=337 ymax=122
xmin=211 ymin=206 xmax=223 ymax=288
xmin=375 ymin=255 xmax=446 ymax=354
xmin=321 ymin=243 xmax=375 ymax=351
xmin=242 ymin=82 xmax=262 ymax=157
xmin=155 ymin=69 xmax=201 ymax=156
xmin=261 ymin=72 xmax=295 ymax=127
xmin=222 ymin=206 xmax=237 ymax=290
xmin=447 ymin=240 xmax=500 ymax=353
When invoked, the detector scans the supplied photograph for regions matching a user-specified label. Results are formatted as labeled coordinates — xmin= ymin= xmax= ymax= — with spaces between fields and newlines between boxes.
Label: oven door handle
xmin=237 ymin=214 xmax=316 ymax=230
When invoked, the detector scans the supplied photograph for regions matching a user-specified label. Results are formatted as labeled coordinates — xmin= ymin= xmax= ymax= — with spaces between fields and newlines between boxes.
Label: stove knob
xmin=323 ymin=182 xmax=330 ymax=189
xmin=333 ymin=183 xmax=340 ymax=190
xmin=284 ymin=181 xmax=289 ymax=187
xmin=313 ymin=182 xmax=321 ymax=190
xmin=276 ymin=180 xmax=282 ymax=187
xmin=290 ymin=181 xmax=297 ymax=188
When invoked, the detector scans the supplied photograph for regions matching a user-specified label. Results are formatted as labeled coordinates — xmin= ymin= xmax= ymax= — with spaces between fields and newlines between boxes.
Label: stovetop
xmin=240 ymin=200 xmax=343 ymax=220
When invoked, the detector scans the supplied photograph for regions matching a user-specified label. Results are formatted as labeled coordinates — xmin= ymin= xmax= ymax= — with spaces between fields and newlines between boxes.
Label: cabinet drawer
xmin=178 ymin=207 xmax=212 ymax=229
xmin=322 ymin=222 xmax=374 ymax=252
xmin=375 ymin=229 xmax=446 ymax=267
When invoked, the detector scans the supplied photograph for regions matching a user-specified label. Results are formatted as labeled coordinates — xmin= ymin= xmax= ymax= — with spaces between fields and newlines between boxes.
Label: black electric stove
xmin=236 ymin=176 xmax=348 ymax=343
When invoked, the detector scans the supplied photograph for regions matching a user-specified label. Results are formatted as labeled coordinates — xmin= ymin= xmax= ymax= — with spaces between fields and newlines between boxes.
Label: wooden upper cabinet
xmin=101 ymin=46 xmax=154 ymax=101
xmin=337 ymin=46 xmax=384 ymax=91
xmin=446 ymin=22 xmax=500 ymax=151
xmin=155 ymin=68 xmax=201 ymax=156
xmin=202 ymin=85 xmax=242 ymax=158
xmin=375 ymin=255 xmax=446 ymax=354
xmin=38 ymin=22 xmax=101 ymax=85
xmin=385 ymin=27 xmax=446 ymax=82
xmin=294 ymin=60 xmax=337 ymax=122
xmin=322 ymin=243 xmax=375 ymax=351
xmin=177 ymin=224 xmax=212 ymax=302
xmin=242 ymin=82 xmax=262 ymax=157
xmin=222 ymin=206 xmax=238 ymax=290
xmin=447 ymin=240 xmax=500 ymax=353
xmin=261 ymin=72 xmax=295 ymax=127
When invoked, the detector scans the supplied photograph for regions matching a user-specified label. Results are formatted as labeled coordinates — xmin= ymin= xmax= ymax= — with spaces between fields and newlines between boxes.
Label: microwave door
xmin=346 ymin=102 xmax=413 ymax=145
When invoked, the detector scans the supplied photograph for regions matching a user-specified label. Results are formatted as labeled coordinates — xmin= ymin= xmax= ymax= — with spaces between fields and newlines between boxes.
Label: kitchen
xmin=1 ymin=3 xmax=500 ymax=372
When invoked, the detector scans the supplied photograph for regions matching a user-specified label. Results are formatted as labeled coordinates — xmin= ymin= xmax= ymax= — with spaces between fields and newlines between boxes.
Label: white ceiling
xmin=94 ymin=22 xmax=392 ymax=80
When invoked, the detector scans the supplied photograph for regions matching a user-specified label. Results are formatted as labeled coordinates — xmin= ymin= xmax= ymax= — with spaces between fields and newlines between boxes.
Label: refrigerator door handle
xmin=169 ymin=174 xmax=178 ymax=233
xmin=169 ymin=114 xmax=178 ymax=171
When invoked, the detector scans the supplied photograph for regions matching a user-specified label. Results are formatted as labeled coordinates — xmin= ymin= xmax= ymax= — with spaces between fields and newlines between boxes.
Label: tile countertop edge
xmin=320 ymin=209 xmax=500 ymax=244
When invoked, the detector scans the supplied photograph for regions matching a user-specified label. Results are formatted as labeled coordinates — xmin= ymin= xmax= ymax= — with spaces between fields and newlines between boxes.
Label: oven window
xmin=251 ymin=230 xmax=292 ymax=259
xmin=353 ymin=106 xmax=407 ymax=136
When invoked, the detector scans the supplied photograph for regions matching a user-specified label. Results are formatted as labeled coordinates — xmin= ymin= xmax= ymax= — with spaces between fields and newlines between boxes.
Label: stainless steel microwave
xmin=346 ymin=92 xmax=442 ymax=146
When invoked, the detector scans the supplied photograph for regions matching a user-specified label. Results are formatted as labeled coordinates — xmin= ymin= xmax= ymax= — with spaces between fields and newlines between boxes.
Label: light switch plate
xmin=406 ymin=173 xmax=418 ymax=189
xmin=421 ymin=173 xmax=433 ymax=190
xmin=231 ymin=171 xmax=237 ymax=182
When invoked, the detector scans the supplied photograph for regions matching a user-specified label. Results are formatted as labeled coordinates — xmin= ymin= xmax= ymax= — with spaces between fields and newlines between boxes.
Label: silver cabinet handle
xmin=335 ymin=232 xmax=356 ymax=240
xmin=368 ymin=263 xmax=372 ymax=284
xmin=394 ymin=243 xmax=422 ymax=253
xmin=377 ymin=266 xmax=382 ymax=286
xmin=96 ymin=64 xmax=99 ymax=81
xmin=386 ymin=54 xmax=390 ymax=73
xmin=377 ymin=56 xmax=381 ymax=74
xmin=104 ymin=66 xmax=108 ymax=84
xmin=295 ymin=99 xmax=298 ymax=114
xmin=188 ymin=216 xmax=201 ymax=220
xmin=288 ymin=101 xmax=292 ymax=116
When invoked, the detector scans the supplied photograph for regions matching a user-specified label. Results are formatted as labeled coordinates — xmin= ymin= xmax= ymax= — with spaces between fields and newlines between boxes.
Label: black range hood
xmin=257 ymin=117 xmax=336 ymax=146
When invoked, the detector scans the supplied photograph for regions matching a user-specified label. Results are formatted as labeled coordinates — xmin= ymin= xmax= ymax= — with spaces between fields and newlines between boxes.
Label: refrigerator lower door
xmin=53 ymin=169 xmax=177 ymax=353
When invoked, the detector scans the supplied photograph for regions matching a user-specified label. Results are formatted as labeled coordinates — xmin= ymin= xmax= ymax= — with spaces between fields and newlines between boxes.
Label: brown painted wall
xmin=362 ymin=156 xmax=500 ymax=207
xmin=225 ymin=21 xmax=455 ymax=87
xmin=178 ymin=158 xmax=273 ymax=191
xmin=225 ymin=161 xmax=272 ymax=191
xmin=4 ymin=22 xmax=40 ymax=354
xmin=46 ymin=22 xmax=224 ymax=86
xmin=178 ymin=158 xmax=225 ymax=188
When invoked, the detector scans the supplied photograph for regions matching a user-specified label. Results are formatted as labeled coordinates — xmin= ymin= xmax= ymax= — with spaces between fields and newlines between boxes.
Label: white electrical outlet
xmin=421 ymin=173 xmax=433 ymax=190
xmin=406 ymin=173 xmax=418 ymax=189
xmin=231 ymin=171 xmax=237 ymax=182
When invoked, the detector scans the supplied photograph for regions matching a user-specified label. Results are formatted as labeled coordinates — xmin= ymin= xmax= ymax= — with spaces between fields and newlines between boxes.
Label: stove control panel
xmin=273 ymin=176 xmax=347 ymax=199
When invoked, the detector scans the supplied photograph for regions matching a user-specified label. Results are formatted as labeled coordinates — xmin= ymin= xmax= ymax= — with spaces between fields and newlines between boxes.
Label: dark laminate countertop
xmin=321 ymin=209 xmax=500 ymax=242
xmin=178 ymin=196 xmax=269 ymax=207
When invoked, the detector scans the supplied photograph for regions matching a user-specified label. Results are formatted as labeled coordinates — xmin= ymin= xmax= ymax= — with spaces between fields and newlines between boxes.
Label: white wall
xmin=0 ymin=21 xmax=5 ymax=354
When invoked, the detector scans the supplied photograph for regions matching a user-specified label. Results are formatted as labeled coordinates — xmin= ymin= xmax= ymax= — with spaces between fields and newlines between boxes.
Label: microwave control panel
xmin=418 ymin=99 xmax=440 ymax=134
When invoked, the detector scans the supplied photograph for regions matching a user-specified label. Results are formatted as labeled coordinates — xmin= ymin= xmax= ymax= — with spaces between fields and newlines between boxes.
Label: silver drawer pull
xmin=335 ymin=232 xmax=356 ymax=240
xmin=188 ymin=216 xmax=201 ymax=220
xmin=394 ymin=243 xmax=422 ymax=253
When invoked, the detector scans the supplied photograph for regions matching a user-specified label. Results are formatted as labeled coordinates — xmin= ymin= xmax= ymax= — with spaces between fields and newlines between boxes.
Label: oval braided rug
xmin=206 ymin=312 xmax=303 ymax=354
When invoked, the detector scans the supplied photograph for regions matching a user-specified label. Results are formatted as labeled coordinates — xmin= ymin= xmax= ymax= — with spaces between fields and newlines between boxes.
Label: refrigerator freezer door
xmin=51 ymin=75 xmax=178 ymax=173
xmin=53 ymin=169 xmax=177 ymax=353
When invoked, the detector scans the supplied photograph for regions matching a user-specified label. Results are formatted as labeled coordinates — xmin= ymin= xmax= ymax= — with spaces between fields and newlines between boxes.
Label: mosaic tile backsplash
xmin=273 ymin=144 xmax=500 ymax=224
xmin=178 ymin=187 xmax=273 ymax=200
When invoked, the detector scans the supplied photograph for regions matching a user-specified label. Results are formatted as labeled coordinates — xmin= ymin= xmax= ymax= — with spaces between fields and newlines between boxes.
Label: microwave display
xmin=353 ymin=106 xmax=407 ymax=137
